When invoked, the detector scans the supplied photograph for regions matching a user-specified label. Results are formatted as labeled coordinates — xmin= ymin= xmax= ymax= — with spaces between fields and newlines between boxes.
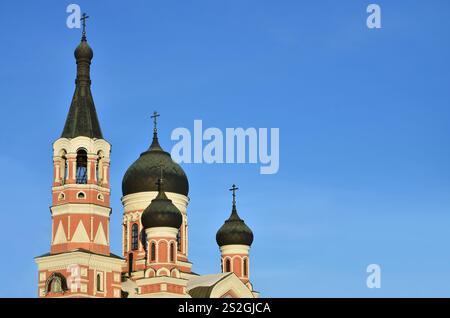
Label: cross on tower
xmin=80 ymin=13 xmax=89 ymax=36
xmin=151 ymin=111 xmax=160 ymax=133
xmin=229 ymin=184 xmax=239 ymax=206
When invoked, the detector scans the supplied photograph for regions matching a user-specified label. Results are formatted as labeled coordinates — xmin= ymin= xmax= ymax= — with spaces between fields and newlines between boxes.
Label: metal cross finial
xmin=229 ymin=184 xmax=239 ymax=206
xmin=80 ymin=13 xmax=89 ymax=35
xmin=151 ymin=111 xmax=160 ymax=134
xmin=156 ymin=163 xmax=164 ymax=191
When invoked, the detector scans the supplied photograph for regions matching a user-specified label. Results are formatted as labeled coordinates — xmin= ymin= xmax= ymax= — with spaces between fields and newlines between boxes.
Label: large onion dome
xmin=216 ymin=185 xmax=254 ymax=247
xmin=122 ymin=114 xmax=189 ymax=197
xmin=141 ymin=177 xmax=183 ymax=229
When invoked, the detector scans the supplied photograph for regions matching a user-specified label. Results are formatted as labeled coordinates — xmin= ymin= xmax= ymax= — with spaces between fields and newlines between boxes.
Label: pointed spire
xmin=61 ymin=13 xmax=102 ymax=139
xmin=148 ymin=111 xmax=163 ymax=151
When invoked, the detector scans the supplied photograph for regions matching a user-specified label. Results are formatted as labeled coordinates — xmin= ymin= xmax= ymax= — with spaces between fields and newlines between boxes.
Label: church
xmin=34 ymin=20 xmax=258 ymax=298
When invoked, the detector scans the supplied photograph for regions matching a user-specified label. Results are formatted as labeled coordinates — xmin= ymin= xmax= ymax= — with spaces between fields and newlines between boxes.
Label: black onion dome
xmin=141 ymin=181 xmax=183 ymax=229
xmin=74 ymin=36 xmax=93 ymax=61
xmin=216 ymin=204 xmax=254 ymax=247
xmin=122 ymin=135 xmax=189 ymax=196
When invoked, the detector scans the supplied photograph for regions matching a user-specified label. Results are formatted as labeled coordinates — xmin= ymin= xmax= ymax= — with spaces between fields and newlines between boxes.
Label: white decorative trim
xmin=135 ymin=276 xmax=188 ymax=287
xmin=71 ymin=220 xmax=90 ymax=243
xmin=53 ymin=137 xmax=111 ymax=159
xmin=146 ymin=227 xmax=178 ymax=239
xmin=51 ymin=204 xmax=111 ymax=218
xmin=52 ymin=183 xmax=111 ymax=193
xmin=53 ymin=221 xmax=67 ymax=244
xmin=220 ymin=244 xmax=250 ymax=255
xmin=35 ymin=251 xmax=124 ymax=272
xmin=94 ymin=222 xmax=108 ymax=245
xmin=122 ymin=191 xmax=188 ymax=214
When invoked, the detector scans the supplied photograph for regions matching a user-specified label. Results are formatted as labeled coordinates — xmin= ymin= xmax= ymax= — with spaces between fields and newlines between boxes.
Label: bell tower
xmin=35 ymin=15 xmax=124 ymax=298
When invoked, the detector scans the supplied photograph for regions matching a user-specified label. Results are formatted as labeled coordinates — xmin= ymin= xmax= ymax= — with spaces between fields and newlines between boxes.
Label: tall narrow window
xmin=150 ymin=242 xmax=156 ymax=261
xmin=123 ymin=224 xmax=128 ymax=253
xmin=140 ymin=230 xmax=147 ymax=251
xmin=225 ymin=259 xmax=231 ymax=272
xmin=176 ymin=228 xmax=182 ymax=252
xmin=96 ymin=273 xmax=103 ymax=292
xmin=128 ymin=253 xmax=133 ymax=274
xmin=170 ymin=242 xmax=175 ymax=262
xmin=243 ymin=258 xmax=248 ymax=276
xmin=60 ymin=150 xmax=68 ymax=183
xmin=96 ymin=151 xmax=103 ymax=184
xmin=131 ymin=223 xmax=138 ymax=250
xmin=63 ymin=156 xmax=68 ymax=181
xmin=76 ymin=149 xmax=88 ymax=184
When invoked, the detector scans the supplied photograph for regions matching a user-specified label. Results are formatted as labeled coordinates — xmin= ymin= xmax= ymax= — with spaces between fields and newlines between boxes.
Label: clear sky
xmin=1 ymin=0 xmax=450 ymax=297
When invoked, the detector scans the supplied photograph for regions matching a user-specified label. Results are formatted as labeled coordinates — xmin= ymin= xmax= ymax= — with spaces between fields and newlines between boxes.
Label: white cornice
xmin=51 ymin=204 xmax=111 ymax=217
xmin=220 ymin=244 xmax=250 ymax=255
xmin=135 ymin=276 xmax=188 ymax=287
xmin=121 ymin=191 xmax=189 ymax=213
xmin=52 ymin=184 xmax=111 ymax=193
xmin=35 ymin=251 xmax=124 ymax=272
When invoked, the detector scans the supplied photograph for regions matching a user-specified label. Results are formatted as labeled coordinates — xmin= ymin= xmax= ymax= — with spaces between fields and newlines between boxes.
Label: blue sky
xmin=1 ymin=0 xmax=450 ymax=297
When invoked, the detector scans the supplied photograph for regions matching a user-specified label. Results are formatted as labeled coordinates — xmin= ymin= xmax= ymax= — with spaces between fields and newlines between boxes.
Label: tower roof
xmin=122 ymin=112 xmax=189 ymax=196
xmin=216 ymin=185 xmax=254 ymax=247
xmin=61 ymin=19 xmax=103 ymax=139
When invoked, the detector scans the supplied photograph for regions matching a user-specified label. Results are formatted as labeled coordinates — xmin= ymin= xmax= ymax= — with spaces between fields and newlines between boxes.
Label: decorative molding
xmin=51 ymin=204 xmax=111 ymax=218
xmin=53 ymin=221 xmax=67 ymax=245
xmin=71 ymin=221 xmax=90 ymax=243
xmin=94 ymin=223 xmax=108 ymax=245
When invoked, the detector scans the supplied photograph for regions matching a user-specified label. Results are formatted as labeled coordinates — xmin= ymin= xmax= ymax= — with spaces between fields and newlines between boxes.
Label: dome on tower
xmin=141 ymin=178 xmax=183 ymax=229
xmin=122 ymin=114 xmax=189 ymax=197
xmin=216 ymin=185 xmax=254 ymax=247
xmin=74 ymin=37 xmax=93 ymax=60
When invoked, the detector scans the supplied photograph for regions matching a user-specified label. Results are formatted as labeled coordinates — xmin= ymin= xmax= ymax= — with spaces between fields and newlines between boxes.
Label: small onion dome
xmin=122 ymin=132 xmax=189 ymax=197
xmin=141 ymin=178 xmax=183 ymax=229
xmin=74 ymin=36 xmax=93 ymax=61
xmin=216 ymin=186 xmax=254 ymax=247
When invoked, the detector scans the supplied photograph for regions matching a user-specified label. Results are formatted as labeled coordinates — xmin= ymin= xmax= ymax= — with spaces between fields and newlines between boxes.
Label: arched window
xmin=176 ymin=228 xmax=182 ymax=252
xmin=150 ymin=242 xmax=156 ymax=261
xmin=225 ymin=259 xmax=231 ymax=272
xmin=243 ymin=258 xmax=248 ymax=276
xmin=131 ymin=223 xmax=138 ymax=250
xmin=170 ymin=242 xmax=175 ymax=262
xmin=76 ymin=149 xmax=88 ymax=184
